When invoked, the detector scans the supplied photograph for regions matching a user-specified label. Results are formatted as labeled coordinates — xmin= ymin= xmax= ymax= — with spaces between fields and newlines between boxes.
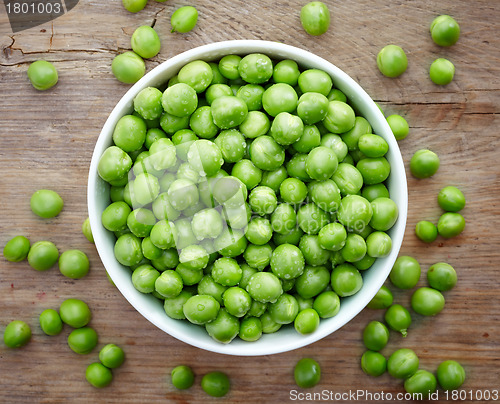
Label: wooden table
xmin=1 ymin=1 xmax=499 ymax=402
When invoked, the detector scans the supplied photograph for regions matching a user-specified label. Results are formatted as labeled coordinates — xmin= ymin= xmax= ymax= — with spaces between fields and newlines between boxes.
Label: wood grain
xmin=1 ymin=0 xmax=499 ymax=403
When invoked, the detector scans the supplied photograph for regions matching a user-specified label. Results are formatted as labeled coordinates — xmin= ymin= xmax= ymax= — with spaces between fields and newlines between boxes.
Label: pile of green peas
xmin=98 ymin=53 xmax=400 ymax=344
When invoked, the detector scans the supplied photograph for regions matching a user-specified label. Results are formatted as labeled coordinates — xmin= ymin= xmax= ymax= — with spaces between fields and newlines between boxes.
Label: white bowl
xmin=88 ymin=40 xmax=408 ymax=356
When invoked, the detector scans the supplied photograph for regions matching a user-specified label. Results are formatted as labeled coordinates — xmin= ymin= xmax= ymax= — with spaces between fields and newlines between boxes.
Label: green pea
xmin=410 ymin=149 xmax=440 ymax=179
xmin=171 ymin=365 xmax=195 ymax=390
xmin=436 ymin=360 xmax=465 ymax=390
xmin=98 ymin=344 xmax=125 ymax=369
xmin=171 ymin=6 xmax=198 ymax=33
xmin=58 ymin=249 xmax=90 ymax=279
xmin=68 ymin=327 xmax=98 ymax=354
xmin=210 ymin=95 xmax=249 ymax=130
xmin=323 ymin=101 xmax=356 ymax=134
xmin=3 ymin=320 xmax=31 ymax=348
xmin=358 ymin=134 xmax=388 ymax=158
xmin=273 ymin=226 xmax=304 ymax=247
xmin=134 ymin=88 xmax=163 ymax=121
xmin=337 ymin=195 xmax=373 ymax=232
xmin=294 ymin=358 xmax=321 ymax=388
xmin=385 ymin=304 xmax=412 ymax=337
xmin=363 ymin=321 xmax=390 ymax=351
xmin=270 ymin=112 xmax=304 ymax=146
xmin=437 ymin=186 xmax=465 ymax=212
xmin=415 ymin=220 xmax=438 ymax=243
xmin=122 ymin=0 xmax=147 ymax=12
xmin=201 ymin=371 xmax=230 ymax=397
xmin=27 ymin=240 xmax=59 ymax=271
xmin=361 ymin=351 xmax=387 ymax=377
xmin=3 ymin=235 xmax=30 ymax=262
xmin=98 ymin=146 xmax=133 ymax=183
xmin=411 ymin=287 xmax=445 ymax=316
xmin=390 ymin=255 xmax=421 ymax=289
xmin=404 ymin=369 xmax=437 ymax=397
xmin=238 ymin=53 xmax=273 ymax=84
xmin=369 ymin=197 xmax=398 ymax=231
xmin=387 ymin=348 xmax=419 ymax=379
xmin=213 ymin=129 xmax=246 ymax=163
xmin=294 ymin=265 xmax=330 ymax=299
xmin=249 ymin=135 xmax=285 ymax=171
xmin=430 ymin=58 xmax=455 ymax=85
xmin=377 ymin=45 xmax=408 ymax=78
xmin=222 ymin=287 xmax=252 ymax=317
xmin=232 ymin=159 xmax=262 ymax=190
xmin=246 ymin=272 xmax=283 ymax=303
xmin=162 ymin=83 xmax=198 ymax=118
xmin=30 ymin=189 xmax=64 ymax=218
xmin=214 ymin=228 xmax=248 ymax=257
xmin=293 ymin=125 xmax=321 ymax=154
xmin=430 ymin=15 xmax=460 ymax=47
xmin=300 ymin=1 xmax=330 ymax=35
xmin=239 ymin=111 xmax=270 ymax=140
xmin=362 ymin=184 xmax=389 ymax=202
xmin=273 ymin=60 xmax=300 ymax=86
xmin=386 ymin=114 xmax=409 ymax=141
xmin=299 ymin=234 xmax=330 ymax=266
xmin=261 ymin=83 xmax=298 ymax=117
xmin=286 ymin=153 xmax=312 ymax=182
xmin=437 ymin=212 xmax=465 ymax=238
xmin=341 ymin=116 xmax=371 ymax=151
xmin=164 ymin=290 xmax=193 ymax=319
xmin=367 ymin=285 xmax=393 ymax=309
xmin=270 ymin=244 xmax=305 ymax=280
xmin=206 ymin=308 xmax=240 ymax=343
xmin=183 ymin=294 xmax=220 ymax=325
xmin=131 ymin=26 xmax=161 ymax=59
xmin=81 ymin=218 xmax=94 ymax=243
xmin=308 ymin=180 xmax=341 ymax=214
xmin=313 ymin=291 xmax=340 ymax=318
xmin=248 ymin=186 xmax=278 ymax=216
xmin=59 ymin=298 xmax=91 ymax=328
xmin=39 ymin=309 xmax=63 ymax=336
xmin=297 ymin=93 xmax=329 ymax=125
xmin=218 ymin=55 xmax=241 ymax=80
xmin=331 ymin=163 xmax=363 ymax=196
xmin=239 ymin=317 xmax=263 ymax=341
xmin=340 ymin=233 xmax=367 ymax=262
xmin=427 ymin=262 xmax=457 ymax=291
xmin=357 ymin=157 xmax=391 ymax=185
xmin=298 ymin=69 xmax=332 ymax=96
xmin=27 ymin=60 xmax=58 ymax=90
xmin=113 ymin=114 xmax=147 ymax=152
xmin=86 ymin=362 xmax=113 ymax=388
xmin=112 ymin=51 xmax=145 ymax=84
xmin=294 ymin=308 xmax=320 ymax=335
xmin=305 ymin=146 xmax=338 ymax=181
xmin=244 ymin=217 xmax=272 ymax=245
xmin=366 ymin=231 xmax=392 ymax=258
xmin=178 ymin=60 xmax=213 ymax=93
xmin=327 ymin=88 xmax=347 ymax=102
xmin=330 ymin=263 xmax=363 ymax=297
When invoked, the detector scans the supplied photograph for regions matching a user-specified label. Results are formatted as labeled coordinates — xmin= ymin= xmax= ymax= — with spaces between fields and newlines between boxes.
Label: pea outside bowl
xmin=88 ymin=40 xmax=408 ymax=356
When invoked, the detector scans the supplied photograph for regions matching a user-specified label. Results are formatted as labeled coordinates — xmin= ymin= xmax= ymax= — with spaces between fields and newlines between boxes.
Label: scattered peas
xmin=390 ymin=256 xmax=421 ymax=289
xmin=67 ymin=327 xmax=98 ymax=354
xmin=427 ymin=262 xmax=457 ymax=291
xmin=82 ymin=218 xmax=94 ymax=243
xmin=122 ymin=0 xmax=147 ymax=13
xmin=131 ymin=26 xmax=161 ymax=59
xmin=415 ymin=220 xmax=438 ymax=243
xmin=436 ymin=360 xmax=466 ymax=390
xmin=367 ymin=285 xmax=393 ymax=309
xmin=361 ymin=351 xmax=386 ymax=377
xmin=112 ymin=51 xmax=145 ymax=84
xmin=171 ymin=365 xmax=195 ymax=390
xmin=411 ymin=287 xmax=445 ymax=316
xmin=201 ymin=371 xmax=230 ymax=397
xmin=430 ymin=58 xmax=455 ymax=85
xmin=58 ymin=249 xmax=90 ymax=279
xmin=30 ymin=189 xmax=63 ymax=218
xmin=387 ymin=348 xmax=419 ymax=379
xmin=59 ymin=298 xmax=91 ymax=328
xmin=27 ymin=60 xmax=58 ymax=91
xmin=3 ymin=235 xmax=30 ymax=262
xmin=384 ymin=304 xmax=412 ymax=337
xmin=404 ymin=369 xmax=437 ymax=397
xmin=377 ymin=45 xmax=408 ymax=78
xmin=294 ymin=358 xmax=321 ymax=388
xmin=171 ymin=6 xmax=198 ymax=33
xmin=86 ymin=362 xmax=113 ymax=388
xmin=99 ymin=344 xmax=125 ymax=368
xmin=362 ymin=320 xmax=390 ymax=351
xmin=386 ymin=114 xmax=409 ymax=141
xmin=3 ymin=320 xmax=31 ymax=348
xmin=39 ymin=309 xmax=63 ymax=336
xmin=410 ymin=149 xmax=440 ymax=179
xmin=430 ymin=15 xmax=460 ymax=47
xmin=27 ymin=241 xmax=59 ymax=271
xmin=437 ymin=186 xmax=465 ymax=212
xmin=300 ymin=1 xmax=331 ymax=36
xmin=437 ymin=212 xmax=465 ymax=238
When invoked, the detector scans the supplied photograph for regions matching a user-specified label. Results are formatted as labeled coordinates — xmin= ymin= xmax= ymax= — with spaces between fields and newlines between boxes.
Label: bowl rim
xmin=88 ymin=39 xmax=408 ymax=356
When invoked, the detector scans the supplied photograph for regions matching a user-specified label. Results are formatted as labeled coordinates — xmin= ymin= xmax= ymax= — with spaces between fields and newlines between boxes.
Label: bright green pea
xmin=297 ymin=203 xmax=329 ymax=235
xmin=132 ymin=264 xmax=160 ymax=293
xmin=27 ymin=60 xmax=58 ymax=90
xmin=305 ymin=146 xmax=338 ymax=181
xmin=331 ymin=163 xmax=363 ymax=196
xmin=3 ymin=320 xmax=31 ymax=348
xmin=387 ymin=348 xmax=419 ymax=379
xmin=320 ymin=134 xmax=348 ymax=161
xmin=236 ymin=84 xmax=265 ymax=111
xmin=299 ymin=234 xmax=330 ymax=266
xmin=357 ymin=157 xmax=391 ymax=185
xmin=131 ymin=26 xmax=161 ymax=59
xmin=363 ymin=320 xmax=390 ymax=351
xmin=330 ymin=263 xmax=363 ymax=297
xmin=134 ymin=87 xmax=163 ymax=121
xmin=98 ymin=146 xmax=133 ymax=183
xmin=243 ymin=243 xmax=272 ymax=270
xmin=309 ymin=179 xmax=342 ymax=213
xmin=390 ymin=256 xmax=421 ymax=289
xmin=361 ymin=351 xmax=387 ymax=377
xmin=385 ymin=304 xmax=412 ymax=337
xmin=82 ymin=217 xmax=94 ymax=243
xmin=293 ymin=125 xmax=321 ymax=153
xmin=248 ymin=186 xmax=278 ymax=216
xmin=358 ymin=134 xmax=388 ymax=157
xmin=222 ymin=287 xmax=252 ymax=317
xmin=201 ymin=371 xmax=230 ymax=397
xmin=59 ymin=298 xmax=91 ymax=328
xmin=245 ymin=217 xmax=273 ymax=245
xmin=294 ymin=358 xmax=321 ymax=388
xmin=298 ymin=69 xmax=332 ymax=96
xmin=430 ymin=15 xmax=460 ymax=47
xmin=39 ymin=309 xmax=63 ymax=336
xmin=437 ymin=212 xmax=465 ymax=238
xmin=362 ymin=184 xmax=390 ymax=202
xmin=178 ymin=60 xmax=213 ymax=93
xmin=337 ymin=195 xmax=373 ymax=232
xmin=114 ymin=233 xmax=143 ymax=267
xmin=313 ymin=291 xmax=340 ymax=318
xmin=239 ymin=111 xmax=270 ymax=139
xmin=86 ymin=362 xmax=113 ymax=388
xmin=211 ymin=257 xmax=242 ymax=286
xmin=112 ymin=51 xmax=145 ymax=84
xmin=162 ymin=83 xmax=198 ymax=118
xmin=270 ymin=203 xmax=296 ymax=235
xmin=300 ymin=1 xmax=330 ymax=36
xmin=270 ymin=244 xmax=305 ymax=280
xmin=171 ymin=6 xmax=198 ymax=33
xmin=218 ymin=55 xmax=241 ymax=80
xmin=297 ymin=92 xmax=329 ymax=124
xmin=27 ymin=240 xmax=59 ymax=271
xmin=430 ymin=58 xmax=455 ymax=85
xmin=294 ymin=308 xmax=320 ymax=335
xmin=404 ymin=369 xmax=437 ymax=397
xmin=286 ymin=153 xmax=312 ymax=182
xmin=67 ymin=327 xmax=98 ymax=354
xmin=262 ymin=83 xmax=298 ymax=117
xmin=323 ymin=101 xmax=356 ymax=134
xmin=164 ymin=289 xmax=193 ymax=319
xmin=411 ymin=287 xmax=445 ymax=316
xmin=386 ymin=114 xmax=409 ymax=141
xmin=318 ymin=223 xmax=346 ymax=251
xmin=367 ymin=285 xmax=393 ymax=309
xmin=327 ymin=88 xmax=347 ymax=102
xmin=410 ymin=149 xmax=440 ymax=179
xmin=270 ymin=112 xmax=304 ymax=146
xmin=249 ymin=135 xmax=285 ymax=171
xmin=122 ymin=0 xmax=146 ymax=12
xmin=260 ymin=167 xmax=288 ymax=193
xmin=127 ymin=208 xmax=156 ymax=237
xmin=377 ymin=45 xmax=408 ymax=78
xmin=436 ymin=360 xmax=465 ymax=390
xmin=205 ymin=308 xmax=239 ymax=343
xmin=179 ymin=244 xmax=209 ymax=270
xmin=437 ymin=186 xmax=465 ymax=212
xmin=171 ymin=365 xmax=195 ymax=390
xmin=294 ymin=265 xmax=330 ymax=299
xmin=30 ymin=189 xmax=63 ymax=218
xmin=268 ymin=293 xmax=299 ymax=324
xmin=246 ymin=272 xmax=283 ymax=303
xmin=160 ymin=112 xmax=190 ymax=135
xmin=58 ymin=249 xmax=90 ymax=279
xmin=213 ymin=129 xmax=246 ymax=163
xmin=340 ymin=233 xmax=367 ymax=262
xmin=341 ymin=116 xmax=371 ymax=151
xmin=369 ymin=197 xmax=398 ymax=231
xmin=366 ymin=231 xmax=392 ymax=258
xmin=183 ymin=294 xmax=220 ymax=325
xmin=415 ymin=220 xmax=438 ymax=243
xmin=239 ymin=317 xmax=263 ymax=342
xmin=427 ymin=262 xmax=457 ymax=291
xmin=273 ymin=60 xmax=300 ymax=86
xmin=238 ymin=53 xmax=273 ymax=84
xmin=210 ymin=95 xmax=248 ymax=129
xmin=113 ymin=114 xmax=147 ymax=152
xmin=232 ymin=159 xmax=262 ymax=190
xmin=154 ymin=269 xmax=183 ymax=298
xmin=3 ymin=235 xmax=30 ymax=262
xmin=99 ymin=344 xmax=125 ymax=369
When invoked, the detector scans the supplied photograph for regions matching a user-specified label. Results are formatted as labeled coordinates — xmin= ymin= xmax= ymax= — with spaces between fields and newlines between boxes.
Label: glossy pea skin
xmin=171 ymin=6 xmax=198 ymax=33
xmin=361 ymin=351 xmax=387 ymax=377
xmin=318 ymin=222 xmax=346 ymax=251
xmin=410 ymin=149 xmax=440 ymax=179
xmin=386 ymin=114 xmax=409 ymax=141
xmin=67 ymin=327 xmax=98 ymax=354
xmin=404 ymin=369 xmax=437 ymax=397
xmin=305 ymin=146 xmax=338 ymax=181
xmin=309 ymin=179 xmax=342 ymax=213
xmin=3 ymin=235 xmax=30 ymax=262
xmin=210 ymin=96 xmax=248 ymax=130
xmin=294 ymin=308 xmax=320 ymax=335
xmin=331 ymin=163 xmax=363 ymax=196
xmin=268 ymin=293 xmax=299 ymax=324
xmin=297 ymin=203 xmax=329 ymax=235
xmin=357 ymin=157 xmax=391 ymax=185
xmin=239 ymin=316 xmax=263 ymax=341
xmin=363 ymin=321 xmax=389 ymax=351
xmin=222 ymin=287 xmax=251 ymax=317
xmin=122 ymin=0 xmax=147 ymax=13
xmin=112 ymin=51 xmax=145 ymax=84
xmin=59 ymin=298 xmax=91 ymax=328
xmin=131 ymin=26 xmax=161 ymax=59
xmin=178 ymin=60 xmax=213 ymax=94
xmin=294 ymin=358 xmax=321 ymax=388
xmin=323 ymin=101 xmax=356 ymax=134
xmin=82 ymin=218 xmax=94 ymax=243
xmin=313 ymin=291 xmax=340 ymax=318
xmin=246 ymin=272 xmax=283 ymax=303
xmin=300 ymin=1 xmax=330 ymax=36
xmin=390 ymin=256 xmax=421 ymax=289
xmin=273 ymin=60 xmax=300 ymax=86
xmin=366 ymin=231 xmax=392 ymax=258
xmin=39 ymin=309 xmax=63 ymax=336
xmin=411 ymin=287 xmax=445 ymax=316
xmin=270 ymin=112 xmax=304 ymax=146
xmin=30 ymin=189 xmax=64 ymax=218
xmin=330 ymin=263 xmax=363 ymax=297
xmin=385 ymin=304 xmax=412 ymax=337
xmin=270 ymin=243 xmax=305 ymax=280
xmin=377 ymin=45 xmax=408 ymax=78
xmin=134 ymin=88 xmax=163 ymax=121
xmin=238 ymin=53 xmax=273 ymax=84
xmin=430 ymin=58 xmax=455 ymax=85
xmin=262 ymin=83 xmax=298 ymax=117
xmin=97 ymin=146 xmax=133 ymax=183
xmin=27 ymin=241 xmax=59 ymax=271
xmin=171 ymin=365 xmax=195 ymax=390
xmin=358 ymin=134 xmax=388 ymax=158
xmin=415 ymin=220 xmax=438 ymax=243
xmin=201 ymin=371 xmax=230 ymax=397
xmin=340 ymin=233 xmax=367 ymax=262
xmin=427 ymin=262 xmax=457 ymax=291
xmin=86 ymin=362 xmax=113 ymax=388
xmin=3 ymin=320 xmax=31 ymax=348
xmin=27 ymin=60 xmax=58 ymax=90
xmin=387 ymin=348 xmax=419 ymax=379
xmin=162 ymin=83 xmax=198 ymax=118
xmin=205 ymin=308 xmax=240 ymax=343
xmin=337 ymin=195 xmax=373 ymax=232
xmin=58 ymin=249 xmax=90 ymax=279
xmin=430 ymin=15 xmax=460 ymax=47
xmin=437 ymin=186 xmax=465 ymax=212
xmin=99 ymin=344 xmax=125 ymax=368
xmin=437 ymin=212 xmax=465 ymax=238
xmin=183 ymin=294 xmax=220 ymax=325
xmin=367 ymin=285 xmax=393 ymax=309
xmin=436 ymin=360 xmax=466 ymax=390
xmin=370 ymin=197 xmax=398 ymax=231
xmin=298 ymin=69 xmax=332 ymax=96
